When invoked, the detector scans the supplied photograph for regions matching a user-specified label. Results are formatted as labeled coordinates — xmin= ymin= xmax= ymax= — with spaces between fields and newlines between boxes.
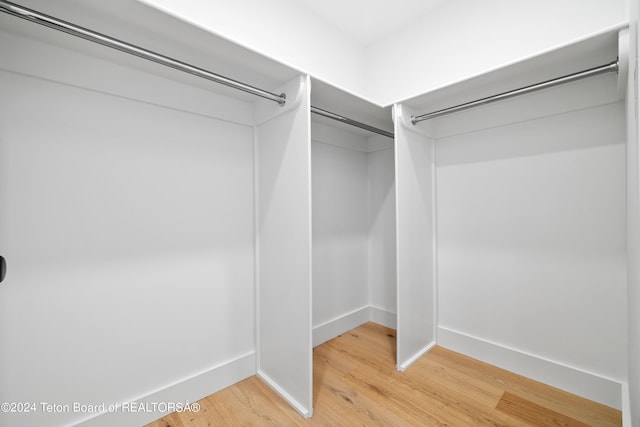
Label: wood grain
xmin=146 ymin=322 xmax=621 ymax=427
xmin=496 ymin=391 xmax=591 ymax=427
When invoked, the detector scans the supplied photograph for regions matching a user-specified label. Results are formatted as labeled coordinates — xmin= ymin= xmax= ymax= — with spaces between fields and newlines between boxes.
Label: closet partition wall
xmin=255 ymin=76 xmax=313 ymax=418
xmin=393 ymin=104 xmax=437 ymax=371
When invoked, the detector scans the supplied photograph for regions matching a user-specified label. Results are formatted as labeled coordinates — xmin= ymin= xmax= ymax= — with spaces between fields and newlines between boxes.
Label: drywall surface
xmin=0 ymin=39 xmax=255 ymax=427
xmin=311 ymin=123 xmax=397 ymax=341
xmin=20 ymin=0 xmax=626 ymax=107
xmin=255 ymin=76 xmax=313 ymax=418
xmin=26 ymin=0 xmax=622 ymax=108
xmin=368 ymin=147 xmax=397 ymax=317
xmin=436 ymin=102 xmax=627 ymax=405
xmin=394 ymin=105 xmax=436 ymax=370
xmin=138 ymin=0 xmax=368 ymax=97
xmin=366 ymin=0 xmax=628 ymax=105
xmin=626 ymin=0 xmax=640 ymax=423
xmin=312 ymin=126 xmax=369 ymax=329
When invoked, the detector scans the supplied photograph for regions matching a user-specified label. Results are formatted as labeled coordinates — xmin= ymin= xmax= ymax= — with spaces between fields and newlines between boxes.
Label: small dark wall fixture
xmin=0 ymin=256 xmax=5 ymax=283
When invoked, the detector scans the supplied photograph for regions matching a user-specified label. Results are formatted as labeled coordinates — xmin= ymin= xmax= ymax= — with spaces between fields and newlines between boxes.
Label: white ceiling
xmin=295 ymin=0 xmax=448 ymax=46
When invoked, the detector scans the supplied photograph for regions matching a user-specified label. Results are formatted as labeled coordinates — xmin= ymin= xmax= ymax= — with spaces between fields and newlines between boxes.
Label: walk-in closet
xmin=1 ymin=0 xmax=638 ymax=426
xmin=310 ymin=80 xmax=395 ymax=349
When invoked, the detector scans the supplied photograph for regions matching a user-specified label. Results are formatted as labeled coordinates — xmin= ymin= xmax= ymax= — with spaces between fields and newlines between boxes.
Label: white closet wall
xmin=138 ymin=0 xmax=368 ymax=97
xmin=394 ymin=105 xmax=437 ymax=371
xmin=366 ymin=0 xmax=628 ymax=105
xmin=138 ymin=0 xmax=627 ymax=106
xmin=403 ymin=47 xmax=627 ymax=408
xmin=625 ymin=0 xmax=640 ymax=423
xmin=311 ymin=121 xmax=397 ymax=344
xmin=312 ymin=122 xmax=370 ymax=345
xmin=436 ymin=103 xmax=626 ymax=408
xmin=309 ymin=78 xmax=397 ymax=344
xmin=255 ymin=76 xmax=313 ymax=418
xmin=2 ymin=0 xmax=637 ymax=424
xmin=0 ymin=28 xmax=257 ymax=427
xmin=367 ymin=140 xmax=397 ymax=328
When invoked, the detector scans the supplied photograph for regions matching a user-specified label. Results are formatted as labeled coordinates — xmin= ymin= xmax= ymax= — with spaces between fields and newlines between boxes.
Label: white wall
xmin=312 ymin=124 xmax=369 ymax=334
xmin=2 ymin=0 xmax=630 ymax=421
xmin=310 ymin=123 xmax=397 ymax=341
xmin=0 ymin=31 xmax=256 ymax=427
xmin=137 ymin=0 xmax=368 ymax=98
xmin=436 ymin=101 xmax=627 ymax=408
xmin=98 ymin=0 xmax=627 ymax=108
xmin=367 ymin=146 xmax=396 ymax=322
xmin=366 ymin=0 xmax=628 ymax=105
xmin=626 ymin=0 xmax=640 ymax=424
xmin=394 ymin=105 xmax=437 ymax=370
xmin=255 ymin=76 xmax=313 ymax=418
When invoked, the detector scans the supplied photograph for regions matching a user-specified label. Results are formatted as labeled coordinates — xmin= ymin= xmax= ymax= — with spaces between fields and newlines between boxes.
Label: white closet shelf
xmin=401 ymin=27 xmax=623 ymax=119
xmin=311 ymin=78 xmax=394 ymax=138
xmin=1 ymin=0 xmax=300 ymax=103
xmin=2 ymin=0 xmax=395 ymax=138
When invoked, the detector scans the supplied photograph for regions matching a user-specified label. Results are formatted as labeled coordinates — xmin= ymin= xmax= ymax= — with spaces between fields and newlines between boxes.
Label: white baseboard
xmin=257 ymin=370 xmax=312 ymax=418
xmin=78 ymin=352 xmax=256 ymax=427
xmin=398 ymin=341 xmax=437 ymax=372
xmin=313 ymin=306 xmax=371 ymax=347
xmin=312 ymin=305 xmax=398 ymax=347
xmin=438 ymin=326 xmax=622 ymax=410
xmin=369 ymin=306 xmax=397 ymax=329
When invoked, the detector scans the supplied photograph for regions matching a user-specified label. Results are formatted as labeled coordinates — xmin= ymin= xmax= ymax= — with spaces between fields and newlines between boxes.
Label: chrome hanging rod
xmin=311 ymin=106 xmax=394 ymax=139
xmin=0 ymin=0 xmax=287 ymax=105
xmin=411 ymin=60 xmax=619 ymax=124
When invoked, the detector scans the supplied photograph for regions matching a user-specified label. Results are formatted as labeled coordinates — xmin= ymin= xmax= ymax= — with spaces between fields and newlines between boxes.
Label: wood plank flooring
xmin=145 ymin=322 xmax=621 ymax=426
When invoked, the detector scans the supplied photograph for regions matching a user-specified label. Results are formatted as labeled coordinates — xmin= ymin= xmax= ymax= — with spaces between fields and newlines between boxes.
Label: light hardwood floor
xmin=146 ymin=322 xmax=621 ymax=426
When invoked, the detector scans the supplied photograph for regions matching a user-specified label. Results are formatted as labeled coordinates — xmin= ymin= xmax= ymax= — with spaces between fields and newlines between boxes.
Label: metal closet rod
xmin=411 ymin=60 xmax=619 ymax=124
xmin=1 ymin=1 xmax=392 ymax=139
xmin=311 ymin=106 xmax=394 ymax=139
xmin=0 ymin=0 xmax=287 ymax=105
